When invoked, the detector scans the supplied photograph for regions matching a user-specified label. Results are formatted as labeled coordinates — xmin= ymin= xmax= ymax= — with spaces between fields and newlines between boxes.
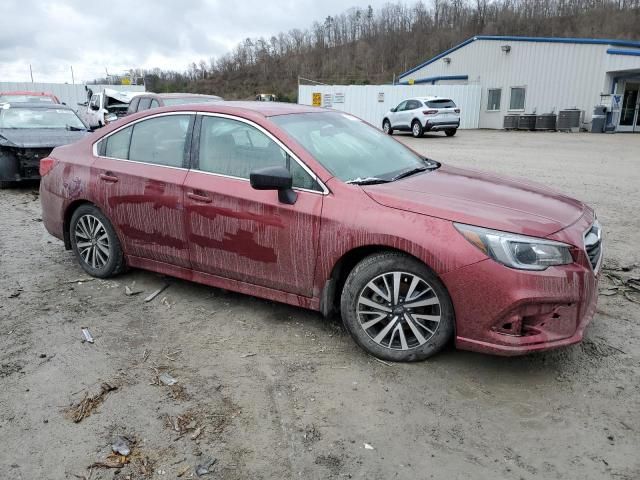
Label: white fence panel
xmin=298 ymin=84 xmax=481 ymax=129
xmin=0 ymin=82 xmax=145 ymax=111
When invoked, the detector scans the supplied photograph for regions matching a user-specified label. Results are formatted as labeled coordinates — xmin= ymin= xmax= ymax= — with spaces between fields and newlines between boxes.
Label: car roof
xmin=1 ymin=102 xmax=75 ymax=110
xmin=410 ymin=96 xmax=452 ymax=102
xmin=138 ymin=93 xmax=222 ymax=99
xmin=0 ymin=91 xmax=56 ymax=97
xmin=146 ymin=101 xmax=324 ymax=117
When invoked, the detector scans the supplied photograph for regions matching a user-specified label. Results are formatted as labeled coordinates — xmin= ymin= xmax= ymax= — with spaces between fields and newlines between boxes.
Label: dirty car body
xmin=0 ymin=90 xmax=61 ymax=104
xmin=39 ymin=102 xmax=602 ymax=361
xmin=0 ymin=103 xmax=88 ymax=186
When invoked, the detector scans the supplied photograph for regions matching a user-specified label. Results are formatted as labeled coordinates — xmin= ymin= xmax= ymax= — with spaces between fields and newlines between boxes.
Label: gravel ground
xmin=0 ymin=130 xmax=638 ymax=480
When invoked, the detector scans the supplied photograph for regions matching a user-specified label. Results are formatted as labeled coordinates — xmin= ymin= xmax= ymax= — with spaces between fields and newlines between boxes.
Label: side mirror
xmin=390 ymin=107 xmax=397 ymax=112
xmin=90 ymin=104 xmax=100 ymax=111
xmin=78 ymin=102 xmax=88 ymax=107
xmin=250 ymin=166 xmax=297 ymax=205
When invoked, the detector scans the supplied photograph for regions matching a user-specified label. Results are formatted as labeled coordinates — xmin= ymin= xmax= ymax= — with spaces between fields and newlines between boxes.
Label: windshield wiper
xmin=390 ymin=166 xmax=428 ymax=182
xmin=346 ymin=176 xmax=390 ymax=185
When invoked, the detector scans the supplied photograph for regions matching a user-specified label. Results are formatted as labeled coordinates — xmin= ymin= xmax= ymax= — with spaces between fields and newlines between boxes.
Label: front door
xmin=618 ymin=82 xmax=640 ymax=133
xmin=92 ymin=113 xmax=194 ymax=267
xmin=183 ymin=114 xmax=324 ymax=296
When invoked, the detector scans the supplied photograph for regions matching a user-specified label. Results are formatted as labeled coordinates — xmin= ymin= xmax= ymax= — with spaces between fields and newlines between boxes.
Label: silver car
xmin=383 ymin=96 xmax=460 ymax=137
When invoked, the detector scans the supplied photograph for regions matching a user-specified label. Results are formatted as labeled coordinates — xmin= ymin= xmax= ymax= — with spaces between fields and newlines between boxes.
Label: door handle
xmin=187 ymin=191 xmax=212 ymax=203
xmin=99 ymin=172 xmax=118 ymax=183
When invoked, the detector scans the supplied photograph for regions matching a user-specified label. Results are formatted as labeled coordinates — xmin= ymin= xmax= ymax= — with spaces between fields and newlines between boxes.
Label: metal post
xmin=71 ymin=66 xmax=75 ymax=85
xmin=29 ymin=64 xmax=34 ymax=83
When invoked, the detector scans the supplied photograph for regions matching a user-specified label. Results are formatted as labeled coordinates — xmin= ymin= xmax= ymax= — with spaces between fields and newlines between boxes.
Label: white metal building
xmin=398 ymin=36 xmax=640 ymax=132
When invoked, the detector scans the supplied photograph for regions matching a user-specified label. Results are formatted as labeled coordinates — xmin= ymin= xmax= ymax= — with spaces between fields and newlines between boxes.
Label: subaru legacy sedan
xmin=40 ymin=102 xmax=601 ymax=361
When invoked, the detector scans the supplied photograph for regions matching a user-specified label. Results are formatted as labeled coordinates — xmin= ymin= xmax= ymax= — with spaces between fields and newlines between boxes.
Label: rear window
xmin=425 ymin=99 xmax=456 ymax=109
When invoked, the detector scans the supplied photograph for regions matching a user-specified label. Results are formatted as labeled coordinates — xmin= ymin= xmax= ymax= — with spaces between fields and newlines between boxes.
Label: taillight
xmin=422 ymin=110 xmax=438 ymax=115
xmin=455 ymin=108 xmax=460 ymax=113
xmin=39 ymin=157 xmax=57 ymax=176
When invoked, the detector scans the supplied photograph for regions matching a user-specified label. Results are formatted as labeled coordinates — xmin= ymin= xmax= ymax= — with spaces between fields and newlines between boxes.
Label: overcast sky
xmin=0 ymin=0 xmax=393 ymax=83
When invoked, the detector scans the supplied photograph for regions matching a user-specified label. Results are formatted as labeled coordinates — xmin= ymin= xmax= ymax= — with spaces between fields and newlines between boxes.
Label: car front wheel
xmin=340 ymin=252 xmax=454 ymax=362
xmin=411 ymin=120 xmax=424 ymax=138
xmin=70 ymin=204 xmax=125 ymax=278
xmin=382 ymin=119 xmax=393 ymax=135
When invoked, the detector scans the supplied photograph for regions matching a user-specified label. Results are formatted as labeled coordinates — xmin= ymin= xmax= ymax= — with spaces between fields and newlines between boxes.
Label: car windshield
xmin=0 ymin=107 xmax=86 ymax=129
xmin=163 ymin=97 xmax=221 ymax=106
xmin=271 ymin=112 xmax=434 ymax=183
xmin=0 ymin=95 xmax=54 ymax=103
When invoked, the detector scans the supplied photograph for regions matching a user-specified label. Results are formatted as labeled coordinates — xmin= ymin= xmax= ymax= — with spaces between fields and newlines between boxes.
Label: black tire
xmin=411 ymin=120 xmax=424 ymax=138
xmin=382 ymin=119 xmax=393 ymax=135
xmin=340 ymin=252 xmax=454 ymax=362
xmin=70 ymin=204 xmax=126 ymax=278
xmin=445 ymin=129 xmax=457 ymax=137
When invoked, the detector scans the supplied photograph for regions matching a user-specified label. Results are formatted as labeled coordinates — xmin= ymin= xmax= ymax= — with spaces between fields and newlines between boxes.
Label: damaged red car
xmin=40 ymin=103 xmax=602 ymax=361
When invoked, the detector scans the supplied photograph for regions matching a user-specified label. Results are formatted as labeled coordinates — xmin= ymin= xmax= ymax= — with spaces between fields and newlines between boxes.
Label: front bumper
xmin=442 ymin=216 xmax=600 ymax=356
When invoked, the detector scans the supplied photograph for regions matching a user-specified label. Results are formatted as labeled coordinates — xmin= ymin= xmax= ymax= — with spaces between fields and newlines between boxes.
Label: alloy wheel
xmin=412 ymin=123 xmax=421 ymax=137
xmin=356 ymin=271 xmax=441 ymax=350
xmin=383 ymin=121 xmax=390 ymax=133
xmin=74 ymin=214 xmax=110 ymax=269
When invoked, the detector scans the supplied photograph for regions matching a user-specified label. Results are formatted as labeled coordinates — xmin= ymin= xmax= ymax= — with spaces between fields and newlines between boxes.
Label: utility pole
xmin=29 ymin=64 xmax=34 ymax=83
xmin=70 ymin=66 xmax=75 ymax=85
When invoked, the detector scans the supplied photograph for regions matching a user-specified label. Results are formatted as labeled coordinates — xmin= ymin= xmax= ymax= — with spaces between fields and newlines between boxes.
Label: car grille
xmin=584 ymin=221 xmax=603 ymax=271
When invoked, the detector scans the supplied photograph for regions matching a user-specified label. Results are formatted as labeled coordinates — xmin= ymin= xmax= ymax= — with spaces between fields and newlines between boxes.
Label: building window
xmin=509 ymin=87 xmax=526 ymax=111
xmin=487 ymin=89 xmax=501 ymax=111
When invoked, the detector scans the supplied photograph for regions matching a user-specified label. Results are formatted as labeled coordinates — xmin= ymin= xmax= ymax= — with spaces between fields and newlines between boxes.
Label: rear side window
xmin=198 ymin=116 xmax=321 ymax=191
xmin=138 ymin=98 xmax=152 ymax=111
xmin=406 ymin=100 xmax=421 ymax=110
xmin=128 ymin=115 xmax=192 ymax=167
xmin=426 ymin=99 xmax=456 ymax=108
xmin=104 ymin=126 xmax=132 ymax=159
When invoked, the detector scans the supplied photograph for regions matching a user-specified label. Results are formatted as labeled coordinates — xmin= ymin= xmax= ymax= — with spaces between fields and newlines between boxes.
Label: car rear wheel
xmin=383 ymin=119 xmax=393 ymax=135
xmin=70 ymin=204 xmax=125 ymax=278
xmin=445 ymin=128 xmax=457 ymax=137
xmin=411 ymin=120 xmax=424 ymax=138
xmin=340 ymin=252 xmax=454 ymax=362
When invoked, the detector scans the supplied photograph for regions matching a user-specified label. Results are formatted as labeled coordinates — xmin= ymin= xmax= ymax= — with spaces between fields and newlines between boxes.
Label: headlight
xmin=454 ymin=223 xmax=573 ymax=271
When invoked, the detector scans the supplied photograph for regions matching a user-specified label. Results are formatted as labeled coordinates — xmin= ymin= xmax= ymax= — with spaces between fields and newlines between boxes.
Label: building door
xmin=618 ymin=82 xmax=640 ymax=133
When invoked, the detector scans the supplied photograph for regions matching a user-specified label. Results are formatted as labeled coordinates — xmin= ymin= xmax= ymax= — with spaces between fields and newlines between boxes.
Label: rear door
xmin=92 ymin=113 xmax=194 ymax=267
xmin=183 ymin=114 xmax=325 ymax=296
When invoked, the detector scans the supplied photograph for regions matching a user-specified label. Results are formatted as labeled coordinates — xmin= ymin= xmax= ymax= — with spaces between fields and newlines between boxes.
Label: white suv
xmin=383 ymin=97 xmax=460 ymax=138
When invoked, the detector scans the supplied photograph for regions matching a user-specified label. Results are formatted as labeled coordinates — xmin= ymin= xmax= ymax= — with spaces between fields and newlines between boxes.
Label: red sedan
xmin=39 ymin=102 xmax=602 ymax=361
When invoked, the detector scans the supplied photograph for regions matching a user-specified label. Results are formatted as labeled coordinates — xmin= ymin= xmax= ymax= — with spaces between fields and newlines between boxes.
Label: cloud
xmin=0 ymin=0 xmax=391 ymax=83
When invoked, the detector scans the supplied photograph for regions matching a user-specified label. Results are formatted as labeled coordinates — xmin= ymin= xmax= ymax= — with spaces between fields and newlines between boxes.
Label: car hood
xmin=363 ymin=164 xmax=586 ymax=237
xmin=0 ymin=129 xmax=88 ymax=149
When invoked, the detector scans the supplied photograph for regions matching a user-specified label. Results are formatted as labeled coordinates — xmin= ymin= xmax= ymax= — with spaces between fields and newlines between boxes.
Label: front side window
xmin=128 ymin=97 xmax=140 ymax=114
xmin=138 ymin=98 xmax=152 ymax=111
xmin=198 ymin=116 xmax=320 ymax=191
xmin=487 ymin=89 xmax=501 ymax=111
xmin=395 ymin=101 xmax=408 ymax=111
xmin=271 ymin=112 xmax=431 ymax=183
xmin=509 ymin=87 xmax=526 ymax=110
xmin=128 ymin=115 xmax=192 ymax=167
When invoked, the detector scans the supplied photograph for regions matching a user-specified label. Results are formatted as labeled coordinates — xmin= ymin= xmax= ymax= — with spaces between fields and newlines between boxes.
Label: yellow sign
xmin=408 ymin=79 xmax=415 ymax=85
xmin=312 ymin=92 xmax=322 ymax=106
xmin=121 ymin=78 xmax=131 ymax=85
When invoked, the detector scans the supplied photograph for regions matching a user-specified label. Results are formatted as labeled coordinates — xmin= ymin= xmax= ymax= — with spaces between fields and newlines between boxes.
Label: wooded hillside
xmin=130 ymin=0 xmax=640 ymax=101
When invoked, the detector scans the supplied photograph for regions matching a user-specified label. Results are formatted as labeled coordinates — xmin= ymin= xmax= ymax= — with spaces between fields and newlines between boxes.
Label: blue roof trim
xmin=397 ymin=75 xmax=468 ymax=85
xmin=399 ymin=35 xmax=640 ymax=79
xmin=607 ymin=48 xmax=640 ymax=57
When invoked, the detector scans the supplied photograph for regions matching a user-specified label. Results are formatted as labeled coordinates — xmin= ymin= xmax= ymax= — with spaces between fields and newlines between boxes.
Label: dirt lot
xmin=1 ymin=130 xmax=638 ymax=479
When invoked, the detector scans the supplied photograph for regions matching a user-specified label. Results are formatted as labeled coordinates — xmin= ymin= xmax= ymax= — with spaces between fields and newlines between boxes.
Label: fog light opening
xmin=496 ymin=316 xmax=523 ymax=336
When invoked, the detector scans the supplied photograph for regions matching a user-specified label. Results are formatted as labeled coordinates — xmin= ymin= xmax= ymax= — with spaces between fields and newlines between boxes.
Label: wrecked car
xmin=82 ymin=88 xmax=145 ymax=128
xmin=0 ymin=103 xmax=89 ymax=188
xmin=39 ymin=102 xmax=602 ymax=362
